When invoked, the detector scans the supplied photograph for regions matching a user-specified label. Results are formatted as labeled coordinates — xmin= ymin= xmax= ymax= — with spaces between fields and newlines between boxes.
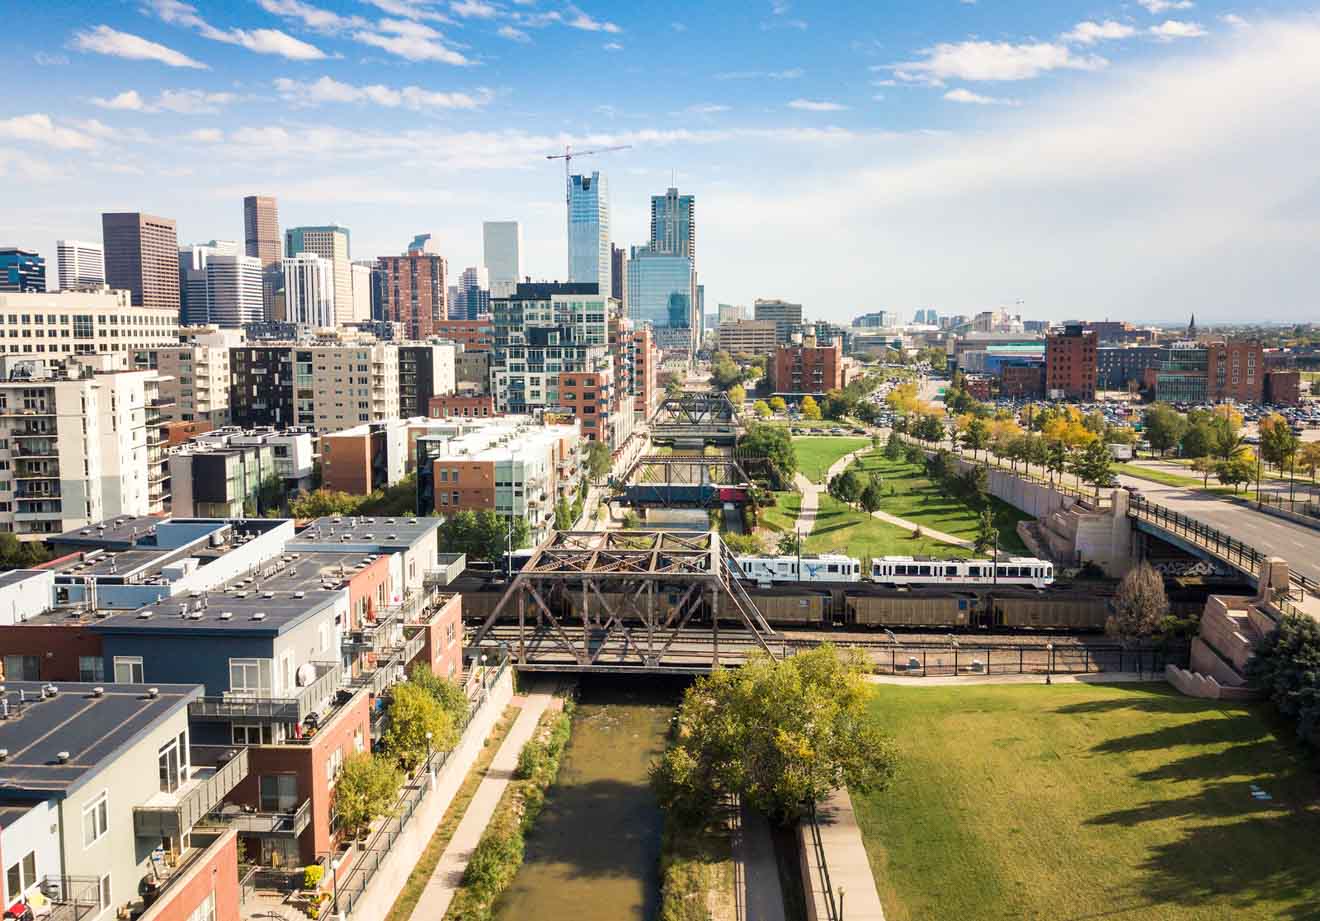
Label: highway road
xmin=1117 ymin=472 xmax=1320 ymax=584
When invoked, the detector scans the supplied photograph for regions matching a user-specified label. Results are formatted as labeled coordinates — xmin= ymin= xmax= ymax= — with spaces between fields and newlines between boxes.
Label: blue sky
xmin=2 ymin=0 xmax=1319 ymax=323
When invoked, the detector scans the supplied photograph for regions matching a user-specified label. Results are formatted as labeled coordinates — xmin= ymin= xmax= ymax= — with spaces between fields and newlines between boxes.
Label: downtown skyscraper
xmin=102 ymin=212 xmax=181 ymax=312
xmin=243 ymin=195 xmax=282 ymax=317
xmin=568 ymin=172 xmax=610 ymax=296
xmin=56 ymin=240 xmax=104 ymax=290
xmin=482 ymin=221 xmax=522 ymax=298
xmin=649 ymin=187 xmax=696 ymax=264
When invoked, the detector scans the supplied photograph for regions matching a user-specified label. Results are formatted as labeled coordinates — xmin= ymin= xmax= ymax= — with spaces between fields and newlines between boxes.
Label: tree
xmin=769 ymin=396 xmax=787 ymax=414
xmin=0 ymin=533 xmax=52 ymax=571
xmin=1143 ymin=404 xmax=1187 ymax=457
xmin=584 ymin=440 xmax=612 ymax=483
xmin=960 ymin=416 xmax=990 ymax=459
xmin=728 ymin=383 xmax=746 ymax=407
xmin=1246 ymin=614 xmax=1320 ymax=746
xmin=1070 ymin=440 xmax=1114 ymax=496
xmin=1190 ymin=455 xmax=1217 ymax=488
xmin=440 ymin=510 xmax=529 ymax=562
xmin=257 ymin=474 xmax=285 ymax=516
xmin=383 ymin=682 xmax=457 ymax=771
xmin=334 ymin=753 xmax=402 ymax=840
xmin=1179 ymin=422 xmax=1215 ymax=460
xmin=710 ymin=351 xmax=742 ymax=390
xmin=859 ymin=480 xmax=884 ymax=513
xmin=904 ymin=443 xmax=926 ymax=466
xmin=554 ymin=498 xmax=574 ymax=531
xmin=622 ymin=510 xmax=641 ymax=529
xmin=407 ymin=663 xmax=470 ymax=729
xmin=973 ymin=508 xmax=998 ymax=555
xmin=913 ymin=413 xmax=945 ymax=445
xmin=884 ymin=431 xmax=905 ymax=460
xmin=1215 ymin=453 xmax=1255 ymax=493
xmin=828 ymin=468 xmax=866 ymax=507
xmin=1045 ymin=441 xmax=1068 ymax=486
xmin=1259 ymin=413 xmax=1300 ymax=472
xmin=1106 ymin=562 xmax=1167 ymax=644
xmin=1298 ymin=442 xmax=1320 ymax=494
xmin=665 ymin=378 xmax=683 ymax=399
xmin=650 ymin=646 xmax=897 ymax=824
xmin=739 ymin=423 xmax=798 ymax=489
xmin=289 ymin=489 xmax=362 ymax=519
xmin=753 ymin=400 xmax=771 ymax=418
xmin=801 ymin=395 xmax=822 ymax=420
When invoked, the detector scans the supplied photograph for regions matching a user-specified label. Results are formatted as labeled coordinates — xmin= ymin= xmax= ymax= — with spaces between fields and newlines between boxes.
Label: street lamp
xmin=1045 ymin=642 xmax=1054 ymax=685
xmin=424 ymin=730 xmax=434 ymax=786
xmin=481 ymin=653 xmax=488 ymax=690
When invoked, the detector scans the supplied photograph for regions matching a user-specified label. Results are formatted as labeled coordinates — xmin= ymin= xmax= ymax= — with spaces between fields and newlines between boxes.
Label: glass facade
xmin=649 ymin=188 xmax=695 ymax=261
xmin=0 ymin=248 xmax=46 ymax=293
xmin=568 ymin=173 xmax=610 ymax=295
xmin=627 ymin=248 xmax=694 ymax=348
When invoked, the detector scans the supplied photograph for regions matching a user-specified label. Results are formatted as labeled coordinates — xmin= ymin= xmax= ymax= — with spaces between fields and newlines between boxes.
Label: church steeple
xmin=1187 ymin=313 xmax=1197 ymax=340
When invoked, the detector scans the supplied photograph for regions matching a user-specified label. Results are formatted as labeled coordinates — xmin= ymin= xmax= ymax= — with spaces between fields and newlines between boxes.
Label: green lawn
xmin=759 ymin=490 xmax=802 ymax=533
xmin=854 ymin=684 xmax=1320 ymax=921
xmin=793 ymin=436 xmax=873 ymax=483
xmin=850 ymin=454 xmax=1031 ymax=554
xmin=1114 ymin=462 xmax=1206 ymax=489
xmin=806 ymin=495 xmax=973 ymax=559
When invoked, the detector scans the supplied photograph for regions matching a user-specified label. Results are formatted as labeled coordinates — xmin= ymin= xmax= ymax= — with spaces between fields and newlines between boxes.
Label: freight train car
xmin=991 ymin=595 xmax=1111 ymax=630
xmin=846 ymin=594 xmax=973 ymax=628
xmin=747 ymin=591 xmax=830 ymax=628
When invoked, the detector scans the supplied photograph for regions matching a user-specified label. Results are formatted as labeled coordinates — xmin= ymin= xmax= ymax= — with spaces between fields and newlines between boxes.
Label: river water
xmin=492 ymin=677 xmax=680 ymax=921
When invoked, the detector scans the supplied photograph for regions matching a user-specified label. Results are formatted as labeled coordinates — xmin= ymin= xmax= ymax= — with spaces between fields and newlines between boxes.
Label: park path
xmin=407 ymin=684 xmax=556 ymax=921
xmin=801 ymin=789 xmax=887 ymax=921
xmin=865 ymin=672 xmax=1162 ymax=686
xmin=793 ymin=448 xmax=969 ymax=549
xmin=731 ymin=800 xmax=785 ymax=921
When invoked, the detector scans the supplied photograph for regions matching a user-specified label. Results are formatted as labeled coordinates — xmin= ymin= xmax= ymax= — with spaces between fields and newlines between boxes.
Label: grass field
xmin=806 ymin=495 xmax=973 ymax=559
xmin=853 ymin=684 xmax=1320 ymax=921
xmin=793 ymin=436 xmax=873 ymax=483
xmin=1113 ymin=462 xmax=1206 ymax=489
xmin=850 ymin=454 xmax=1032 ymax=554
xmin=759 ymin=490 xmax=802 ymax=533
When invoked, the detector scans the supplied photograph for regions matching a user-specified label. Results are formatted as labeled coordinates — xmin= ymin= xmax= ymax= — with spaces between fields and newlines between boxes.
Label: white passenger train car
xmin=869 ymin=556 xmax=1054 ymax=589
xmin=733 ymin=554 xmax=864 ymax=586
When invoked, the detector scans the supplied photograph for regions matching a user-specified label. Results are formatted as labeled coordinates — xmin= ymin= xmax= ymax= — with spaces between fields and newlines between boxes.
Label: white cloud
xmin=890 ymin=40 xmax=1107 ymax=84
xmin=788 ymin=99 xmax=847 ymax=111
xmin=92 ymin=90 xmax=148 ymax=111
xmin=1221 ymin=14 xmax=1248 ymax=30
xmin=602 ymin=42 xmax=623 ymax=51
xmin=1138 ymin=0 xmax=1195 ymax=13
xmin=145 ymin=0 xmax=327 ymax=60
xmin=564 ymin=5 xmax=621 ymax=33
xmin=497 ymin=25 xmax=530 ymax=42
xmin=0 ymin=114 xmax=100 ymax=150
xmin=354 ymin=19 xmax=470 ymax=64
xmin=72 ymin=25 xmax=208 ymax=68
xmin=34 ymin=52 xmax=70 ymax=66
xmin=451 ymin=0 xmax=498 ymax=19
xmin=274 ymin=76 xmax=493 ymax=109
xmin=1150 ymin=20 xmax=1207 ymax=41
xmin=944 ymin=88 xmax=1019 ymax=105
xmin=715 ymin=68 xmax=803 ymax=80
xmin=361 ymin=0 xmax=454 ymax=23
xmin=1062 ymin=20 xmax=1137 ymax=45
xmin=688 ymin=104 xmax=730 ymax=114
xmin=186 ymin=128 xmax=223 ymax=142
xmin=256 ymin=0 xmax=368 ymax=32
xmin=92 ymin=89 xmax=237 ymax=114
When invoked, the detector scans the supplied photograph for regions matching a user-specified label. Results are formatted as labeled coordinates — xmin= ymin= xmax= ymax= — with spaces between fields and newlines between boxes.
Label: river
xmin=492 ymin=677 xmax=681 ymax=921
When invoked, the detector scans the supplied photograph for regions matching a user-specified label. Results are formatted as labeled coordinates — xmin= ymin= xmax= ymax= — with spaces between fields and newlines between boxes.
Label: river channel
xmin=491 ymin=677 xmax=681 ymax=921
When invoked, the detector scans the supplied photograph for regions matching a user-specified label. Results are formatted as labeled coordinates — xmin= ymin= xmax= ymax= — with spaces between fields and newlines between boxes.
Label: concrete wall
xmin=1189 ymin=637 xmax=1247 ymax=688
xmin=0 ymin=571 xmax=55 ymax=625
xmin=343 ymin=666 xmax=514 ymax=921
xmin=0 ymin=800 xmax=60 ymax=904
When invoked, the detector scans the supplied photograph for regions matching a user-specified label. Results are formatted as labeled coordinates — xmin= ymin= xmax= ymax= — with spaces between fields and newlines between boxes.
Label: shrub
xmin=302 ymin=865 xmax=324 ymax=891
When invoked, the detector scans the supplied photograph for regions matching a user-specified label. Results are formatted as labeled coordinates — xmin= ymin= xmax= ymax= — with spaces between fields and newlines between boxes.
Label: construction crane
xmin=546 ymin=144 xmax=632 ymax=203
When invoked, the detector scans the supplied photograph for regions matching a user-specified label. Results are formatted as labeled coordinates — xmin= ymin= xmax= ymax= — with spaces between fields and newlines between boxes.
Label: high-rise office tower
xmin=568 ymin=172 xmax=610 ymax=295
xmin=379 ymin=247 xmax=447 ymax=339
xmin=0 ymin=248 xmax=47 ymax=293
xmin=178 ymin=240 xmax=240 ymax=326
xmin=650 ymin=186 xmax=695 ymax=264
xmin=102 ymin=212 xmax=180 ymax=311
xmin=282 ymin=252 xmax=336 ymax=329
xmin=206 ymin=254 xmax=264 ymax=328
xmin=457 ymin=266 xmax=490 ymax=319
xmin=754 ymin=298 xmax=804 ymax=344
xmin=611 ymin=244 xmax=627 ymax=308
xmin=628 ymin=246 xmax=696 ymax=354
xmin=243 ymin=195 xmax=282 ymax=316
xmin=482 ymin=221 xmax=522 ymax=298
xmin=285 ymin=225 xmax=352 ymax=324
xmin=56 ymin=240 xmax=105 ymax=290
xmin=351 ymin=262 xmax=373 ymax=322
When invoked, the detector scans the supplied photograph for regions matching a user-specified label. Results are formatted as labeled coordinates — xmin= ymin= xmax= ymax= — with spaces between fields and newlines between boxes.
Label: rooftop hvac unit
xmin=219 ymin=611 xmax=233 ymax=620
xmin=252 ymin=612 xmax=267 ymax=621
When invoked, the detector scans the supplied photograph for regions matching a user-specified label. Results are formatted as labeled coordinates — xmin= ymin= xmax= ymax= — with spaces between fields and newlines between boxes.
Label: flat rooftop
xmin=417 ymin=421 xmax=576 ymax=463
xmin=48 ymin=518 xmax=290 ymax=584
xmin=0 ymin=681 xmax=200 ymax=800
xmin=92 ymin=588 xmax=339 ymax=637
xmin=289 ymin=515 xmax=440 ymax=550
xmin=0 ymin=570 xmax=49 ymax=590
xmin=253 ymin=551 xmax=386 ymax=593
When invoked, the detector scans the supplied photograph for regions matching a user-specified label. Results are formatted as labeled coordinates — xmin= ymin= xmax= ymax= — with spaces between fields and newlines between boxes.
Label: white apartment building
xmin=308 ymin=342 xmax=400 ymax=433
xmin=55 ymin=240 xmax=105 ymax=290
xmin=0 ymin=366 xmax=170 ymax=538
xmin=193 ymin=425 xmax=317 ymax=493
xmin=352 ymin=262 xmax=373 ymax=322
xmin=0 ymin=289 xmax=179 ymax=359
xmin=283 ymin=252 xmax=336 ymax=329
xmin=134 ymin=327 xmax=240 ymax=426
xmin=205 ymin=254 xmax=264 ymax=328
xmin=285 ymin=225 xmax=352 ymax=324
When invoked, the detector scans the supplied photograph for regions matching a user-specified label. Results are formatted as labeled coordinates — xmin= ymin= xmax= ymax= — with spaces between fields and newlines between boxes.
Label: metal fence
xmin=792 ymin=639 xmax=1187 ymax=678
xmin=334 ymin=651 xmax=512 ymax=917
xmin=804 ymin=801 xmax=841 ymax=921
xmin=1252 ymin=491 xmax=1320 ymax=519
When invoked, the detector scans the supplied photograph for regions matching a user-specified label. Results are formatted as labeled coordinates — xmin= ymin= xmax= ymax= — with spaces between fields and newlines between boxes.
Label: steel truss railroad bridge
xmin=465 ymin=530 xmax=779 ymax=673
xmin=648 ymin=392 xmax=742 ymax=447
xmin=611 ymin=453 xmax=758 ymax=509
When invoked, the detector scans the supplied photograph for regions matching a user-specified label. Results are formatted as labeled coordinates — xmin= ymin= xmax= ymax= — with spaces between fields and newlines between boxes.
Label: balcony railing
xmin=196 ymin=797 xmax=311 ymax=837
xmin=31 ymin=876 xmax=101 ymax=921
xmin=15 ymin=443 xmax=57 ymax=457
xmin=188 ymin=661 xmax=342 ymax=724
xmin=133 ymin=746 xmax=249 ymax=839
xmin=12 ymin=425 xmax=57 ymax=437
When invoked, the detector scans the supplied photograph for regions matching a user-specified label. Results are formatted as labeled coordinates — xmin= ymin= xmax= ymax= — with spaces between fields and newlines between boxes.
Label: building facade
xmin=482 ymin=221 xmax=522 ymax=298
xmin=433 ymin=318 xmax=494 ymax=352
xmin=398 ymin=342 xmax=457 ymax=418
xmin=1045 ymin=324 xmax=1097 ymax=401
xmin=133 ymin=328 xmax=239 ymax=426
xmin=650 ymin=186 xmax=695 ymax=263
xmin=717 ymin=319 xmax=778 ymax=355
xmin=379 ymin=250 xmax=448 ymax=339
xmin=102 ymin=212 xmax=181 ymax=312
xmin=568 ymin=172 xmax=610 ymax=295
xmin=755 ymin=299 xmax=804 ymax=344
xmin=0 ymin=248 xmax=46 ymax=293
xmin=0 ymin=289 xmax=179 ymax=360
xmin=243 ymin=195 xmax=281 ymax=316
xmin=229 ymin=342 xmax=401 ymax=434
xmin=627 ymin=247 xmax=695 ymax=353
xmin=768 ymin=341 xmax=844 ymax=396
xmin=55 ymin=240 xmax=105 ymax=290
xmin=1096 ymin=345 xmax=1162 ymax=391
xmin=611 ymin=244 xmax=627 ymax=309
xmin=282 ymin=252 xmax=336 ymax=330
xmin=284 ymin=225 xmax=352 ymax=324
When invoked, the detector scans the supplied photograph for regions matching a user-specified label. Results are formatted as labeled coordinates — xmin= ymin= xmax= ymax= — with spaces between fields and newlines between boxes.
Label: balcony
xmin=14 ymin=464 xmax=60 ymax=479
xmin=188 ymin=661 xmax=343 ymax=724
xmin=26 ymin=877 xmax=101 ymax=921
xmin=15 ymin=483 xmax=61 ymax=499
xmin=15 ymin=442 xmax=57 ymax=457
xmin=12 ymin=425 xmax=57 ymax=438
xmin=0 ymin=406 xmax=54 ymax=418
xmin=196 ymin=797 xmax=312 ymax=838
xmin=133 ymin=746 xmax=250 ymax=839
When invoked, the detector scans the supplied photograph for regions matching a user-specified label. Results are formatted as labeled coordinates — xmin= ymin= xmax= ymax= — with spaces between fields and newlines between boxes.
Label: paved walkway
xmin=801 ymin=789 xmax=886 ymax=921
xmin=407 ymin=685 xmax=555 ymax=921
xmin=865 ymin=508 xmax=970 ymax=547
xmin=866 ymin=671 xmax=1164 ymax=686
xmin=731 ymin=800 xmax=785 ymax=921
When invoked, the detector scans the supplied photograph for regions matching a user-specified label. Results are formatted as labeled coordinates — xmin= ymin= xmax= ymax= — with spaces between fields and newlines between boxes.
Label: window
xmin=232 ymin=723 xmax=273 ymax=745
xmin=2 ymin=655 xmax=39 ymax=681
xmin=6 ymin=851 xmax=36 ymax=898
xmin=158 ymin=734 xmax=187 ymax=793
xmin=259 ymin=774 xmax=298 ymax=812
xmin=79 ymin=656 xmax=104 ymax=682
xmin=229 ymin=658 xmax=271 ymax=696
xmin=326 ymin=748 xmax=343 ymax=787
xmin=186 ymin=892 xmax=215 ymax=921
xmin=83 ymin=793 xmax=109 ymax=846
xmin=113 ymin=656 xmax=143 ymax=683
xmin=98 ymin=875 xmax=111 ymax=913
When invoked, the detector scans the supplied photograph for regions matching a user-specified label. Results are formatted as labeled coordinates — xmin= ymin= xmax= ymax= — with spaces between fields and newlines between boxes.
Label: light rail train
xmin=732 ymin=554 xmax=1054 ymax=589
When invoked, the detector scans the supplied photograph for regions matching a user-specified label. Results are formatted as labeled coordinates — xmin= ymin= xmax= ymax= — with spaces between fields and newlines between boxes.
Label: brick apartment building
xmin=432 ymin=318 xmax=495 ymax=352
xmin=999 ymin=363 xmax=1045 ymax=398
xmin=768 ymin=340 xmax=844 ymax=396
xmin=428 ymin=393 xmax=497 ymax=419
xmin=1045 ymin=324 xmax=1097 ymax=401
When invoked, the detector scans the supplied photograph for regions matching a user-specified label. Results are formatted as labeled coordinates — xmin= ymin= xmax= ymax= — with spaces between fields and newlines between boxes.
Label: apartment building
xmin=321 ymin=419 xmax=408 ymax=495
xmin=56 ymin=240 xmax=105 ymax=290
xmin=192 ymin=427 xmax=317 ymax=495
xmin=768 ymin=340 xmax=844 ymax=396
xmin=717 ymin=319 xmax=778 ymax=355
xmin=134 ymin=328 xmax=239 ymax=426
xmin=285 ymin=226 xmax=354 ymax=324
xmin=169 ymin=441 xmax=278 ymax=517
xmin=0 ymin=365 xmax=171 ymax=537
xmin=0 ymin=680 xmax=241 ymax=921
xmin=229 ymin=342 xmax=401 ymax=434
xmin=432 ymin=318 xmax=494 ymax=352
xmin=398 ymin=343 xmax=457 ymax=418
xmin=1142 ymin=339 xmax=1265 ymax=404
xmin=455 ymin=348 xmax=491 ymax=393
xmin=0 ymin=289 xmax=179 ymax=359
xmin=378 ymin=248 xmax=447 ymax=339
xmin=1045 ymin=324 xmax=1098 ymax=401
xmin=428 ymin=394 xmax=496 ymax=419
xmin=414 ymin=417 xmax=581 ymax=544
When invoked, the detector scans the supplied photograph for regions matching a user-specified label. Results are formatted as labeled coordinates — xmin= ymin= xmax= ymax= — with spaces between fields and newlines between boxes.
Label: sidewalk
xmin=800 ymin=789 xmax=885 ymax=921
xmin=731 ymin=800 xmax=785 ymax=921
xmin=407 ymin=684 xmax=555 ymax=921
xmin=865 ymin=671 xmax=1165 ymax=686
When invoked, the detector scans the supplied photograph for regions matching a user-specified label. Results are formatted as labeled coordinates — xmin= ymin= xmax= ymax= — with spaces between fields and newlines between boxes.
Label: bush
xmin=1247 ymin=614 xmax=1320 ymax=746
xmin=302 ymin=865 xmax=324 ymax=891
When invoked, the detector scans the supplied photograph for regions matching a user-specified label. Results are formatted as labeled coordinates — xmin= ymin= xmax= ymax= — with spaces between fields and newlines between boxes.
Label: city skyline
xmin=1 ymin=1 xmax=1319 ymax=322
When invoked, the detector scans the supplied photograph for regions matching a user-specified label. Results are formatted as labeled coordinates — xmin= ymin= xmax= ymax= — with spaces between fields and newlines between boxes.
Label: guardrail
xmin=804 ymin=802 xmax=841 ymax=921
xmin=189 ymin=661 xmax=342 ymax=724
xmin=133 ymin=747 xmax=250 ymax=838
